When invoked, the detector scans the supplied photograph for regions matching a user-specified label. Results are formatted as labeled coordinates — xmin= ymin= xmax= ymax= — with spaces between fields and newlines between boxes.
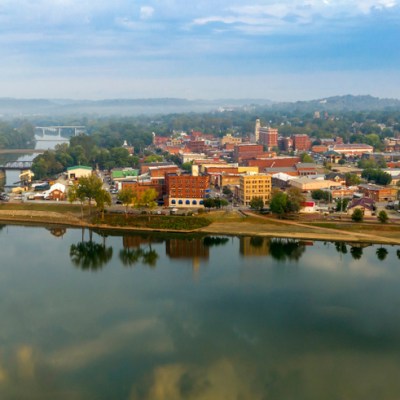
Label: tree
xmin=76 ymin=174 xmax=104 ymax=215
xmin=269 ymin=190 xmax=288 ymax=217
xmin=203 ymin=198 xmax=215 ymax=210
xmin=95 ymin=189 xmax=112 ymax=221
xmin=345 ymin=173 xmax=361 ymax=186
xmin=249 ymin=196 xmax=264 ymax=211
xmin=377 ymin=210 xmax=388 ymax=223
xmin=68 ymin=183 xmax=87 ymax=218
xmin=336 ymin=198 xmax=350 ymax=212
xmin=311 ymin=189 xmax=330 ymax=202
xmin=286 ymin=187 xmax=305 ymax=213
xmin=300 ymin=153 xmax=313 ymax=163
xmin=118 ymin=187 xmax=136 ymax=216
xmin=138 ymin=188 xmax=158 ymax=209
xmin=351 ymin=208 xmax=364 ymax=222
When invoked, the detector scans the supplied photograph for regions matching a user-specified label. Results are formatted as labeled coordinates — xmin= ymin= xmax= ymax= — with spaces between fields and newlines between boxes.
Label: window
xmin=199 ymin=200 xmax=204 ymax=205
xmin=171 ymin=199 xmax=176 ymax=205
xmin=192 ymin=200 xmax=197 ymax=205
xmin=186 ymin=200 xmax=190 ymax=205
xmin=178 ymin=200 xmax=183 ymax=205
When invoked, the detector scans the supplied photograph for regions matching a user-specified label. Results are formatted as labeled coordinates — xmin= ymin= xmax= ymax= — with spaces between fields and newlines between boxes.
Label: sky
xmin=0 ymin=0 xmax=400 ymax=101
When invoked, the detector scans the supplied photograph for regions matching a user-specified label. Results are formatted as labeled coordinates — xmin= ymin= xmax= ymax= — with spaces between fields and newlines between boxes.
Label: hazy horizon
xmin=1 ymin=1 xmax=399 ymax=101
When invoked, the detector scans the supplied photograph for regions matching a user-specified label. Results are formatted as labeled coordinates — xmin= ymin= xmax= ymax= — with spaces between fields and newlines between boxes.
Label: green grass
xmin=92 ymin=214 xmax=211 ymax=230
xmin=0 ymin=202 xmax=84 ymax=214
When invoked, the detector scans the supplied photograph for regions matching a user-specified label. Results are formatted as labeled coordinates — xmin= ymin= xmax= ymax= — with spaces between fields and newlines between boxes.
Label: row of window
xmin=170 ymin=199 xmax=204 ymax=205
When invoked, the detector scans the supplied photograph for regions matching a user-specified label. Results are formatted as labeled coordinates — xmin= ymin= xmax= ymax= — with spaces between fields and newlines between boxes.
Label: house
xmin=347 ymin=197 xmax=375 ymax=217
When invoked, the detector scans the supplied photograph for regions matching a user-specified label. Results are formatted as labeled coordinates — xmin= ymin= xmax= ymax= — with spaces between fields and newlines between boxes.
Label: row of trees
xmin=117 ymin=187 xmax=158 ymax=216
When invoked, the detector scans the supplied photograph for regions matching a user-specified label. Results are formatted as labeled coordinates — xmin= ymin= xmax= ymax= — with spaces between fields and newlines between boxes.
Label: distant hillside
xmin=0 ymin=95 xmax=399 ymax=117
xmin=0 ymin=97 xmax=272 ymax=117
xmin=272 ymin=95 xmax=400 ymax=112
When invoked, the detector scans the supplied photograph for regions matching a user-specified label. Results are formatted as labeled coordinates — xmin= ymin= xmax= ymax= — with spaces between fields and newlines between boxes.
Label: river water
xmin=1 ymin=225 xmax=400 ymax=399
xmin=1 ymin=134 xmax=69 ymax=188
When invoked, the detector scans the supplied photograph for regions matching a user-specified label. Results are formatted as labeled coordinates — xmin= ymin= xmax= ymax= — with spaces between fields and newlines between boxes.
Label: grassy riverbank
xmin=1 ymin=203 xmax=400 ymax=244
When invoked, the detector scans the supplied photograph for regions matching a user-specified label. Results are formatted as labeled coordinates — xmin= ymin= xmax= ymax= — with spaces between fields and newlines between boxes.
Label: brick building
xmin=292 ymin=134 xmax=312 ymax=152
xmin=233 ymin=144 xmax=264 ymax=163
xmin=357 ymin=184 xmax=398 ymax=201
xmin=164 ymin=174 xmax=210 ymax=208
xmin=259 ymin=127 xmax=278 ymax=150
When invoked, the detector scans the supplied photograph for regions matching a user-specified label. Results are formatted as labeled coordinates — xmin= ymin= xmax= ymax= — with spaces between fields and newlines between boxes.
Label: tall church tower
xmin=254 ymin=119 xmax=261 ymax=143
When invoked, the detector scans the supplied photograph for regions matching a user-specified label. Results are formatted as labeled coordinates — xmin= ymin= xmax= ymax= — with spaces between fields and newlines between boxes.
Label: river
xmin=0 ymin=225 xmax=400 ymax=399
xmin=1 ymin=134 xmax=69 ymax=188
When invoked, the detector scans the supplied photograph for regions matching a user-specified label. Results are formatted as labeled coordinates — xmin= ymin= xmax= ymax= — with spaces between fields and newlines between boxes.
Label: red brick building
xmin=164 ymin=174 xmax=210 ymax=207
xmin=233 ymin=144 xmax=264 ymax=162
xmin=259 ymin=127 xmax=278 ymax=150
xmin=292 ymin=134 xmax=312 ymax=152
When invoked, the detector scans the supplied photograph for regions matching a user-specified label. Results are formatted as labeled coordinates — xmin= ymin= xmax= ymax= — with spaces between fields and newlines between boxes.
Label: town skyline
xmin=0 ymin=0 xmax=399 ymax=101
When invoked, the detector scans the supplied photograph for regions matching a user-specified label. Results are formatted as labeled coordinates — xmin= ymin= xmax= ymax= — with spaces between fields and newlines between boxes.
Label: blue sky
xmin=0 ymin=0 xmax=399 ymax=100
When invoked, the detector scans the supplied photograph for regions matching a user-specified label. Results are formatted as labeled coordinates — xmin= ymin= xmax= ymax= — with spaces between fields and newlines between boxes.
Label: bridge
xmin=0 ymin=160 xmax=34 ymax=170
xmin=35 ymin=125 xmax=86 ymax=138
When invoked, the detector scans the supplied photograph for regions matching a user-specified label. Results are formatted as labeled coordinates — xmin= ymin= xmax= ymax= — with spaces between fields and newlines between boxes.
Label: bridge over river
xmin=0 ymin=160 xmax=34 ymax=170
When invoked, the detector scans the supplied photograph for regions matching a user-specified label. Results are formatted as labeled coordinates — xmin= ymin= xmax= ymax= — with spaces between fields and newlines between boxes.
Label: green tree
xmin=138 ymin=188 xmax=158 ymax=209
xmin=300 ymin=153 xmax=313 ymax=163
xmin=336 ymin=198 xmax=350 ymax=212
xmin=377 ymin=210 xmax=389 ymax=223
xmin=286 ymin=187 xmax=305 ymax=213
xmin=118 ymin=187 xmax=136 ymax=216
xmin=269 ymin=190 xmax=288 ymax=217
xmin=68 ymin=183 xmax=87 ymax=218
xmin=95 ymin=189 xmax=112 ymax=221
xmin=351 ymin=208 xmax=364 ymax=222
xmin=203 ymin=198 xmax=216 ymax=210
xmin=249 ymin=196 xmax=264 ymax=211
xmin=76 ymin=174 xmax=104 ymax=215
xmin=345 ymin=173 xmax=361 ymax=186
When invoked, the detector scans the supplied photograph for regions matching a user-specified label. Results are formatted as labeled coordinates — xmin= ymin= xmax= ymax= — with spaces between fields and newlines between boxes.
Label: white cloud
xmin=192 ymin=0 xmax=399 ymax=32
xmin=140 ymin=6 xmax=155 ymax=20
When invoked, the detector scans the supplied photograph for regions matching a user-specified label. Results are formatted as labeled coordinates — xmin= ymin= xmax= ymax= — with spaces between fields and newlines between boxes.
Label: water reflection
xmin=202 ymin=236 xmax=229 ymax=247
xmin=350 ymin=245 xmax=363 ymax=260
xmin=376 ymin=247 xmax=389 ymax=261
xmin=70 ymin=240 xmax=113 ymax=271
xmin=269 ymin=238 xmax=307 ymax=262
xmin=3 ymin=226 xmax=400 ymax=399
xmin=121 ymin=233 xmax=160 ymax=267
xmin=240 ymin=236 xmax=270 ymax=256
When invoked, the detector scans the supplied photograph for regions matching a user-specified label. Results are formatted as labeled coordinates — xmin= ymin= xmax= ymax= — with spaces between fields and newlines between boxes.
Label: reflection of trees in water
xmin=70 ymin=239 xmax=113 ymax=271
xmin=203 ymin=236 xmax=229 ymax=247
xmin=269 ymin=239 xmax=306 ymax=262
xmin=376 ymin=247 xmax=388 ymax=261
xmin=119 ymin=245 xmax=159 ymax=268
xmin=334 ymin=242 xmax=348 ymax=254
xmin=350 ymin=246 xmax=363 ymax=260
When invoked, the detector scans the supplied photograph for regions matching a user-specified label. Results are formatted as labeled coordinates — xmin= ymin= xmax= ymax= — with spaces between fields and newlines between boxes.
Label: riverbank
xmin=0 ymin=205 xmax=400 ymax=245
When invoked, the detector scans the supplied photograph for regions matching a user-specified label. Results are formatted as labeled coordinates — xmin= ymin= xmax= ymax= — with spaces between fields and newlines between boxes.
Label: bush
xmin=351 ymin=208 xmax=364 ymax=222
xmin=378 ymin=210 xmax=388 ymax=223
